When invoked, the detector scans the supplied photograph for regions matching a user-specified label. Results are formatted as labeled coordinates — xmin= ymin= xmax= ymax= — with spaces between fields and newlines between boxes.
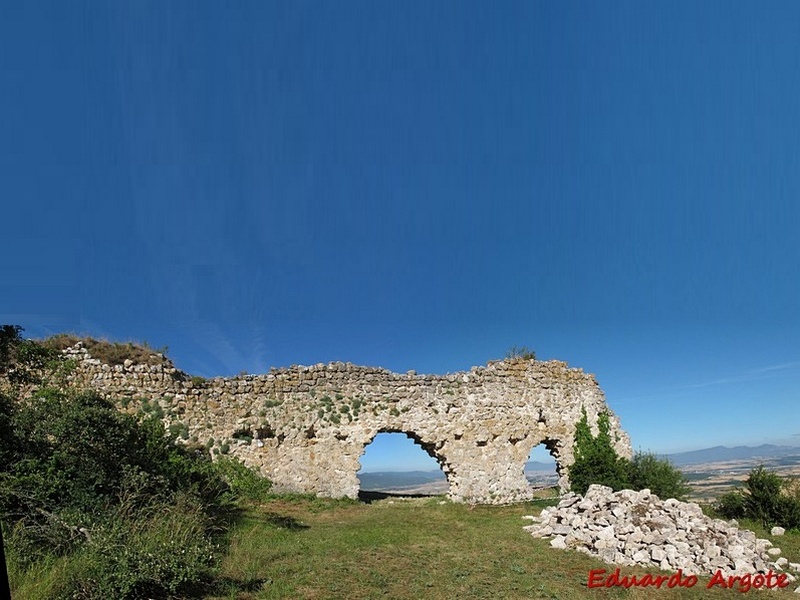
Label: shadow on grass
xmin=237 ymin=509 xmax=309 ymax=530
xmin=358 ymin=490 xmax=438 ymax=504
xmin=187 ymin=575 xmax=268 ymax=598
xmin=261 ymin=512 xmax=309 ymax=530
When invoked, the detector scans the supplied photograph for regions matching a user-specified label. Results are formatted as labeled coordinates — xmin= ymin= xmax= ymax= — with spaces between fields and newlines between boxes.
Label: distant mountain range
xmin=525 ymin=460 xmax=557 ymax=472
xmin=663 ymin=444 xmax=800 ymax=466
xmin=358 ymin=470 xmax=446 ymax=490
xmin=358 ymin=445 xmax=800 ymax=491
xmin=527 ymin=444 xmax=800 ymax=470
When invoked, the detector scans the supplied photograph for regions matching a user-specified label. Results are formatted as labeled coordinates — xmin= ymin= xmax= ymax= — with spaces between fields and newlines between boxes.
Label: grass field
xmin=206 ymin=494 xmax=800 ymax=600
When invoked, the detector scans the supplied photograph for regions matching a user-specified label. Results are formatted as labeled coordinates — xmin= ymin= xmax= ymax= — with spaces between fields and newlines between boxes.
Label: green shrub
xmin=745 ymin=466 xmax=785 ymax=526
xmin=189 ymin=375 xmax=207 ymax=387
xmin=716 ymin=466 xmax=800 ymax=530
xmin=8 ymin=495 xmax=216 ymax=600
xmin=1 ymin=325 xmax=62 ymax=385
xmin=627 ymin=451 xmax=689 ymax=501
xmin=211 ymin=457 xmax=273 ymax=504
xmin=168 ymin=421 xmax=190 ymax=441
xmin=569 ymin=409 xmax=628 ymax=494
xmin=139 ymin=398 xmax=164 ymax=419
xmin=0 ymin=329 xmax=238 ymax=598
xmin=1 ymin=389 xmax=231 ymax=596
xmin=716 ymin=489 xmax=747 ymax=519
xmin=568 ymin=410 xmax=688 ymax=500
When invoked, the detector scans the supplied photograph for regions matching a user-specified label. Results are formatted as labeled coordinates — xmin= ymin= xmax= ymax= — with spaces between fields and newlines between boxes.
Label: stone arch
xmin=357 ymin=428 xmax=452 ymax=494
xmin=524 ymin=437 xmax=565 ymax=492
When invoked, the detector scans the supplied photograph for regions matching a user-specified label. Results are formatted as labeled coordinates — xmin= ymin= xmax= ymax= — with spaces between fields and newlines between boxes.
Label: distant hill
xmin=525 ymin=460 xmax=557 ymax=472
xmin=358 ymin=445 xmax=800 ymax=490
xmin=359 ymin=462 xmax=560 ymax=492
xmin=358 ymin=470 xmax=446 ymax=490
xmin=666 ymin=444 xmax=800 ymax=466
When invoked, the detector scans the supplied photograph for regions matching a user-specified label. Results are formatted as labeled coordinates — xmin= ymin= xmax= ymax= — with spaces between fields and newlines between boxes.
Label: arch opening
xmin=525 ymin=439 xmax=561 ymax=497
xmin=357 ymin=430 xmax=449 ymax=498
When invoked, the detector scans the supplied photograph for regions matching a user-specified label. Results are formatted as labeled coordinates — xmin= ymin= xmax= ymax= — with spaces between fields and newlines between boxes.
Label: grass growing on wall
xmin=42 ymin=334 xmax=168 ymax=366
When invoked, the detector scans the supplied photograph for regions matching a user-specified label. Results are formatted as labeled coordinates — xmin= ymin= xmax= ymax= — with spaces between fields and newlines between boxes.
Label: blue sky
xmin=2 ymin=2 xmax=799 ymax=473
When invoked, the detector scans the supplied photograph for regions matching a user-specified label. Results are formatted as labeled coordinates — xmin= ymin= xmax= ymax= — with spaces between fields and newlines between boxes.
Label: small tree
xmin=569 ymin=409 xmax=628 ymax=494
xmin=715 ymin=465 xmax=800 ymax=529
xmin=745 ymin=466 xmax=785 ymax=526
xmin=627 ymin=451 xmax=689 ymax=501
xmin=715 ymin=466 xmax=800 ymax=530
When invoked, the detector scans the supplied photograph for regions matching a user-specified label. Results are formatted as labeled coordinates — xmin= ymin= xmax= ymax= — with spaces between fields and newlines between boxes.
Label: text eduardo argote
xmin=587 ymin=567 xmax=791 ymax=592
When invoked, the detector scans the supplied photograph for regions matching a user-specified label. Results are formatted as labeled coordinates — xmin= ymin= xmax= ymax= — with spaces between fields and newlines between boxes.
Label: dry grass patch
xmin=42 ymin=334 xmax=168 ymax=366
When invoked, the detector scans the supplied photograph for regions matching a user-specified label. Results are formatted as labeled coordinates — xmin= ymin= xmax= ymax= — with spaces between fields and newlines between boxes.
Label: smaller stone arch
xmin=357 ymin=428 xmax=453 ymax=495
xmin=524 ymin=437 xmax=566 ymax=492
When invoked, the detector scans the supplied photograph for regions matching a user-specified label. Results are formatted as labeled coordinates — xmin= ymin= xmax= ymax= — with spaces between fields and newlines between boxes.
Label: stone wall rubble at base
xmin=524 ymin=484 xmax=800 ymax=591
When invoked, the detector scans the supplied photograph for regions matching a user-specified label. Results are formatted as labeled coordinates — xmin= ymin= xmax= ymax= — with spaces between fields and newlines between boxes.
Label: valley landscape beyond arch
xmin=357 ymin=429 xmax=452 ymax=495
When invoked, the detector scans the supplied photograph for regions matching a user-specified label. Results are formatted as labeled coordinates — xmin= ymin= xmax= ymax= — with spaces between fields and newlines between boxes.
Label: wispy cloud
xmin=686 ymin=361 xmax=800 ymax=389
xmin=612 ymin=361 xmax=800 ymax=404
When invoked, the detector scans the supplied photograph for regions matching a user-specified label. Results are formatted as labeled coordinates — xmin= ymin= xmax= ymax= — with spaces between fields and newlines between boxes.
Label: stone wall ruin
xmin=60 ymin=342 xmax=631 ymax=504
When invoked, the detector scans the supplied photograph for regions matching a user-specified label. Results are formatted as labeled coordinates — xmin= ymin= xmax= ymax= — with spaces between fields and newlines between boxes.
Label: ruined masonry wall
xmin=61 ymin=343 xmax=631 ymax=504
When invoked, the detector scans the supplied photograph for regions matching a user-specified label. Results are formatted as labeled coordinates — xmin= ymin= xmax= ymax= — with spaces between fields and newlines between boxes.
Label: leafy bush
xmin=627 ymin=451 xmax=689 ymax=500
xmin=7 ymin=494 xmax=216 ymax=600
xmin=716 ymin=489 xmax=747 ymax=520
xmin=569 ymin=410 xmax=688 ymax=500
xmin=212 ymin=456 xmax=273 ymax=504
xmin=0 ymin=326 xmax=273 ymax=598
xmin=0 ymin=387 xmax=230 ymax=567
xmin=569 ymin=409 xmax=628 ymax=494
xmin=0 ymin=325 xmax=62 ymax=385
xmin=715 ymin=466 xmax=800 ymax=530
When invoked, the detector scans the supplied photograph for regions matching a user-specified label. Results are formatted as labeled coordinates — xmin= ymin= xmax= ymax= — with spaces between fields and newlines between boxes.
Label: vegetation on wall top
xmin=504 ymin=345 xmax=537 ymax=361
xmin=42 ymin=333 xmax=169 ymax=367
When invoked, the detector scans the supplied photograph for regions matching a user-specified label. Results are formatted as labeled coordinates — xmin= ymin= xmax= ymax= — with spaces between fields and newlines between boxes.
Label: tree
xmin=717 ymin=466 xmax=800 ymax=530
xmin=569 ymin=409 xmax=628 ymax=494
xmin=569 ymin=408 xmax=690 ymax=499
xmin=627 ymin=451 xmax=689 ymax=500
